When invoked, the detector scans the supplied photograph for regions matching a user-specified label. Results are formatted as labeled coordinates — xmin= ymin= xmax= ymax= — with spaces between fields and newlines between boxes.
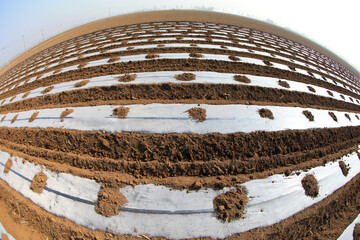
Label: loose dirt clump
xmin=29 ymin=111 xmax=39 ymax=122
xmin=288 ymin=66 xmax=296 ymax=71
xmin=340 ymin=94 xmax=345 ymax=100
xmin=30 ymin=172 xmax=47 ymax=194
xmin=175 ymin=73 xmax=196 ymax=81
xmin=263 ymin=60 xmax=273 ymax=66
xmin=258 ymin=108 xmax=274 ymax=120
xmin=60 ymin=109 xmax=74 ymax=119
xmin=112 ymin=107 xmax=130 ymax=119
xmin=354 ymin=223 xmax=360 ymax=240
xmin=303 ymin=110 xmax=314 ymax=122
xmin=3 ymin=159 xmax=12 ymax=174
xmin=329 ymin=111 xmax=338 ymax=122
xmin=22 ymin=91 xmax=31 ymax=98
xmin=301 ymin=174 xmax=319 ymax=198
xmin=9 ymin=96 xmax=16 ymax=102
xmin=213 ymin=186 xmax=248 ymax=222
xmin=1 ymin=234 xmax=9 ymax=240
xmin=345 ymin=113 xmax=351 ymax=121
xmin=278 ymin=80 xmax=290 ymax=88
xmin=74 ymin=80 xmax=90 ymax=88
xmin=229 ymin=55 xmax=240 ymax=61
xmin=356 ymin=115 xmax=360 ymax=120
xmin=1 ymin=115 xmax=5 ymax=122
xmin=107 ymin=57 xmax=119 ymax=63
xmin=307 ymin=86 xmax=316 ymax=93
xmin=145 ymin=53 xmax=159 ymax=59
xmin=189 ymin=52 xmax=203 ymax=58
xmin=234 ymin=75 xmax=251 ymax=83
xmin=11 ymin=114 xmax=18 ymax=124
xmin=157 ymin=44 xmax=165 ymax=47
xmin=327 ymin=90 xmax=334 ymax=97
xmin=338 ymin=161 xmax=349 ymax=177
xmin=41 ymin=86 xmax=54 ymax=94
xmin=185 ymin=107 xmax=207 ymax=122
xmin=95 ymin=186 xmax=128 ymax=217
xmin=117 ymin=74 xmax=137 ymax=83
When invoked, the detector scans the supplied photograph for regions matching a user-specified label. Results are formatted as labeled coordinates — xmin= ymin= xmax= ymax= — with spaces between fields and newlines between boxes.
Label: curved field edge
xmin=1 ymin=10 xmax=359 ymax=79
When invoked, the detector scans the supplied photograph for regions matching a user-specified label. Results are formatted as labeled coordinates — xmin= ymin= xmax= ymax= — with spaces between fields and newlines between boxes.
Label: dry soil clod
xmin=278 ymin=80 xmax=290 ymax=88
xmin=118 ymin=74 xmax=137 ymax=82
xmin=95 ymin=186 xmax=128 ymax=217
xmin=3 ymin=159 xmax=12 ymax=174
xmin=229 ymin=55 xmax=240 ymax=61
xmin=189 ymin=52 xmax=203 ymax=58
xmin=338 ymin=161 xmax=349 ymax=177
xmin=11 ymin=114 xmax=18 ymax=124
xmin=213 ymin=186 xmax=248 ymax=222
xmin=30 ymin=172 xmax=47 ymax=194
xmin=258 ymin=108 xmax=274 ymax=120
xmin=175 ymin=73 xmax=196 ymax=81
xmin=328 ymin=111 xmax=338 ymax=122
xmin=301 ymin=174 xmax=319 ymax=198
xmin=233 ymin=75 xmax=251 ymax=83
xmin=145 ymin=53 xmax=159 ymax=59
xmin=74 ymin=80 xmax=90 ymax=88
xmin=29 ymin=111 xmax=40 ymax=122
xmin=41 ymin=86 xmax=54 ymax=95
xmin=307 ymin=86 xmax=316 ymax=93
xmin=112 ymin=107 xmax=130 ymax=119
xmin=185 ymin=107 xmax=207 ymax=122
xmin=60 ymin=109 xmax=74 ymax=119
xmin=302 ymin=110 xmax=314 ymax=122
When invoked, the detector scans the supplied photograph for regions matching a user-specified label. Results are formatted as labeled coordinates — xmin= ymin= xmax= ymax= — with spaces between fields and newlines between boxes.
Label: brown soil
xmin=308 ymin=86 xmax=316 ymax=93
xmin=329 ymin=111 xmax=338 ymax=122
xmin=189 ymin=52 xmax=203 ymax=58
xmin=327 ymin=90 xmax=334 ymax=97
xmin=303 ymin=110 xmax=315 ymax=121
xmin=234 ymin=75 xmax=251 ymax=83
xmin=3 ymin=159 xmax=12 ymax=174
xmin=278 ymin=80 xmax=290 ymax=88
xmin=30 ymin=172 xmax=47 ymax=194
xmin=78 ymin=63 xmax=88 ymax=69
xmin=9 ymin=96 xmax=16 ymax=102
xmin=22 ymin=91 xmax=30 ymax=99
xmin=288 ymin=66 xmax=296 ymax=71
xmin=338 ymin=160 xmax=349 ymax=176
xmin=118 ymin=74 xmax=137 ymax=82
xmin=157 ymin=44 xmax=165 ymax=47
xmin=108 ymin=57 xmax=119 ymax=63
xmin=354 ymin=223 xmax=360 ymax=240
xmin=28 ymin=111 xmax=39 ymax=122
xmin=1 ymin=58 xmax=359 ymax=103
xmin=229 ymin=55 xmax=240 ymax=61
xmin=1 ymin=233 xmax=9 ymax=240
xmin=340 ymin=94 xmax=345 ymax=100
xmin=41 ymin=86 xmax=54 ymax=94
xmin=263 ymin=60 xmax=273 ymax=66
xmin=10 ymin=114 xmax=18 ymax=124
xmin=174 ymin=73 xmax=196 ymax=81
xmin=301 ymin=174 xmax=319 ymax=198
xmin=60 ymin=109 xmax=74 ymax=119
xmin=112 ymin=107 xmax=130 ymax=119
xmin=185 ymin=107 xmax=207 ymax=122
xmin=258 ymin=108 xmax=274 ymax=120
xmin=213 ymin=186 xmax=248 ymax=222
xmin=345 ymin=113 xmax=351 ymax=121
xmin=1 ymin=115 xmax=5 ymax=122
xmin=74 ymin=80 xmax=90 ymax=88
xmin=145 ymin=53 xmax=159 ymax=59
xmin=95 ymin=185 xmax=128 ymax=217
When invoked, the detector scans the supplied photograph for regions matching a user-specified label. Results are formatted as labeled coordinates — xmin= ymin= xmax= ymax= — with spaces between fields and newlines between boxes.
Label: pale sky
xmin=0 ymin=0 xmax=359 ymax=73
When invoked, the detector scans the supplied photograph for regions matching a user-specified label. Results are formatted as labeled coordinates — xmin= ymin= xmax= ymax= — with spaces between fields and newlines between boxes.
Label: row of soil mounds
xmin=1 ymin=162 xmax=360 ymax=240
xmin=1 ymin=58 xmax=359 ymax=103
xmin=1 ymin=126 xmax=359 ymax=163
xmin=2 ymin=24 xmax=353 ymax=90
xmin=1 ymin=83 xmax=360 ymax=115
xmin=1 ymin=49 xmax=359 ymax=101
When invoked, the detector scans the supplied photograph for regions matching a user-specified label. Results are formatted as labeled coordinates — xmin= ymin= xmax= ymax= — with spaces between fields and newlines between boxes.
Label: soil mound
xmin=11 ymin=114 xmax=18 ymax=124
xmin=95 ymin=186 xmax=128 ymax=217
xmin=234 ymin=75 xmax=251 ymax=83
xmin=175 ymin=73 xmax=196 ymax=81
xmin=185 ymin=107 xmax=207 ymax=122
xmin=301 ymin=174 xmax=319 ymax=198
xmin=258 ymin=108 xmax=274 ymax=120
xmin=112 ymin=107 xmax=130 ymax=119
xmin=60 ymin=109 xmax=74 ymax=119
xmin=278 ymin=80 xmax=290 ymax=88
xmin=117 ymin=74 xmax=137 ymax=82
xmin=328 ymin=111 xmax=338 ymax=122
xmin=3 ymin=159 xmax=12 ymax=174
xmin=30 ymin=172 xmax=47 ymax=194
xmin=74 ymin=80 xmax=90 ymax=88
xmin=41 ymin=86 xmax=54 ymax=94
xmin=29 ymin=111 xmax=39 ymax=122
xmin=302 ymin=110 xmax=314 ymax=122
xmin=213 ymin=186 xmax=248 ymax=222
xmin=339 ymin=161 xmax=349 ymax=176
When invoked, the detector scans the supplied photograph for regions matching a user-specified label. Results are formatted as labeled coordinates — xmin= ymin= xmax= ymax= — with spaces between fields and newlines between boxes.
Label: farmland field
xmin=0 ymin=10 xmax=359 ymax=240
